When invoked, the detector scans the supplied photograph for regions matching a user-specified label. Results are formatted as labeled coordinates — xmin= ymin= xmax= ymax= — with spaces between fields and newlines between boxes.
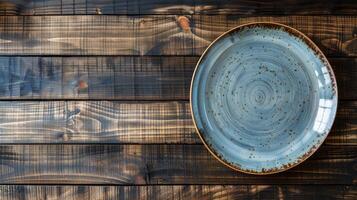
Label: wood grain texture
xmin=0 ymin=185 xmax=355 ymax=200
xmin=0 ymin=57 xmax=355 ymax=100
xmin=0 ymin=56 xmax=194 ymax=100
xmin=0 ymin=0 xmax=356 ymax=15
xmin=0 ymin=15 xmax=355 ymax=56
xmin=0 ymin=1 xmax=354 ymax=195
xmin=0 ymin=143 xmax=354 ymax=184
xmin=0 ymin=100 xmax=354 ymax=144
xmin=329 ymin=58 xmax=357 ymax=100
xmin=0 ymin=101 xmax=196 ymax=143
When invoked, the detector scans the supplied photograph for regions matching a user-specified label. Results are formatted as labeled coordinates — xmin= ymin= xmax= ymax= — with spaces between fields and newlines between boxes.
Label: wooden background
xmin=0 ymin=0 xmax=355 ymax=199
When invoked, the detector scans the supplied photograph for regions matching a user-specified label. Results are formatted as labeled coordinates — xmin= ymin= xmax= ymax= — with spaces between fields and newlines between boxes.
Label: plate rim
xmin=189 ymin=22 xmax=338 ymax=175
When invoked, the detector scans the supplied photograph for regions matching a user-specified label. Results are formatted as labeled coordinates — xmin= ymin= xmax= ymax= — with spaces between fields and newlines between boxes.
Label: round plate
xmin=190 ymin=22 xmax=338 ymax=174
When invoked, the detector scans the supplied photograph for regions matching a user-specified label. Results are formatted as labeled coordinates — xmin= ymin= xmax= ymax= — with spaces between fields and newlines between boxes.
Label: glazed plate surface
xmin=190 ymin=23 xmax=338 ymax=174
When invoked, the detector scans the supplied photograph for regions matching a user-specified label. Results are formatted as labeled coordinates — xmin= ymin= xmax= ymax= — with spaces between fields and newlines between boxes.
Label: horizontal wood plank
xmin=0 ymin=15 xmax=355 ymax=56
xmin=0 ymin=101 xmax=196 ymax=143
xmin=0 ymin=100 xmax=354 ymax=144
xmin=0 ymin=57 xmax=355 ymax=100
xmin=0 ymin=143 xmax=354 ymax=184
xmin=0 ymin=185 xmax=355 ymax=200
xmin=0 ymin=0 xmax=356 ymax=15
xmin=0 ymin=56 xmax=195 ymax=100
xmin=195 ymin=0 xmax=357 ymax=16
xmin=330 ymin=58 xmax=357 ymax=100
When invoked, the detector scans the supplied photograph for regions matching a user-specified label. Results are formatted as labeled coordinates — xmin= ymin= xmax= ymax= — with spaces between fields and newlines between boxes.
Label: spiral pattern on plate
xmin=191 ymin=23 xmax=337 ymax=174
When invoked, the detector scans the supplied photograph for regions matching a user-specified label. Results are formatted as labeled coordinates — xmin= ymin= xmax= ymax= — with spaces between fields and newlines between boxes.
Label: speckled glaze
xmin=190 ymin=23 xmax=338 ymax=174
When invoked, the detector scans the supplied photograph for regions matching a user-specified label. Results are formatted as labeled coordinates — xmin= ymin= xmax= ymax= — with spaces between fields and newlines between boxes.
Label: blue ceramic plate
xmin=190 ymin=23 xmax=338 ymax=174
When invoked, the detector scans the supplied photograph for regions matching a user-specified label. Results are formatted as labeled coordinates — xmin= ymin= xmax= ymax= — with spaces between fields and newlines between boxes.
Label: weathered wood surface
xmin=0 ymin=100 xmax=354 ymax=144
xmin=0 ymin=143 xmax=354 ymax=184
xmin=0 ymin=101 xmax=195 ymax=143
xmin=0 ymin=57 xmax=355 ymax=100
xmin=0 ymin=15 xmax=355 ymax=56
xmin=0 ymin=185 xmax=355 ymax=200
xmin=0 ymin=0 xmax=356 ymax=15
xmin=0 ymin=1 xmax=355 ymax=197
xmin=0 ymin=56 xmax=194 ymax=100
xmin=330 ymin=58 xmax=357 ymax=100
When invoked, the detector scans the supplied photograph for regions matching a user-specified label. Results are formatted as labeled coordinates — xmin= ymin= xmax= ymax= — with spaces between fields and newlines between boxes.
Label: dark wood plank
xmin=195 ymin=15 xmax=357 ymax=57
xmin=195 ymin=0 xmax=357 ymax=15
xmin=0 ymin=101 xmax=196 ymax=143
xmin=0 ymin=15 xmax=354 ymax=56
xmin=0 ymin=57 xmax=355 ymax=100
xmin=0 ymin=143 xmax=354 ymax=184
xmin=0 ymin=0 xmax=356 ymax=15
xmin=0 ymin=100 xmax=354 ymax=144
xmin=329 ymin=101 xmax=357 ymax=146
xmin=329 ymin=58 xmax=357 ymax=100
xmin=0 ymin=56 xmax=194 ymax=100
xmin=0 ymin=185 xmax=355 ymax=200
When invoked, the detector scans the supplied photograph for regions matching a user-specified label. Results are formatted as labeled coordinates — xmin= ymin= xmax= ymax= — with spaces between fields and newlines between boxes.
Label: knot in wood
xmin=177 ymin=16 xmax=191 ymax=33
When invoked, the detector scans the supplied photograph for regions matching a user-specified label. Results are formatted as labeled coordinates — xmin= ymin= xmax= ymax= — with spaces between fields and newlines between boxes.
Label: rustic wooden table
xmin=0 ymin=0 xmax=355 ymax=199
